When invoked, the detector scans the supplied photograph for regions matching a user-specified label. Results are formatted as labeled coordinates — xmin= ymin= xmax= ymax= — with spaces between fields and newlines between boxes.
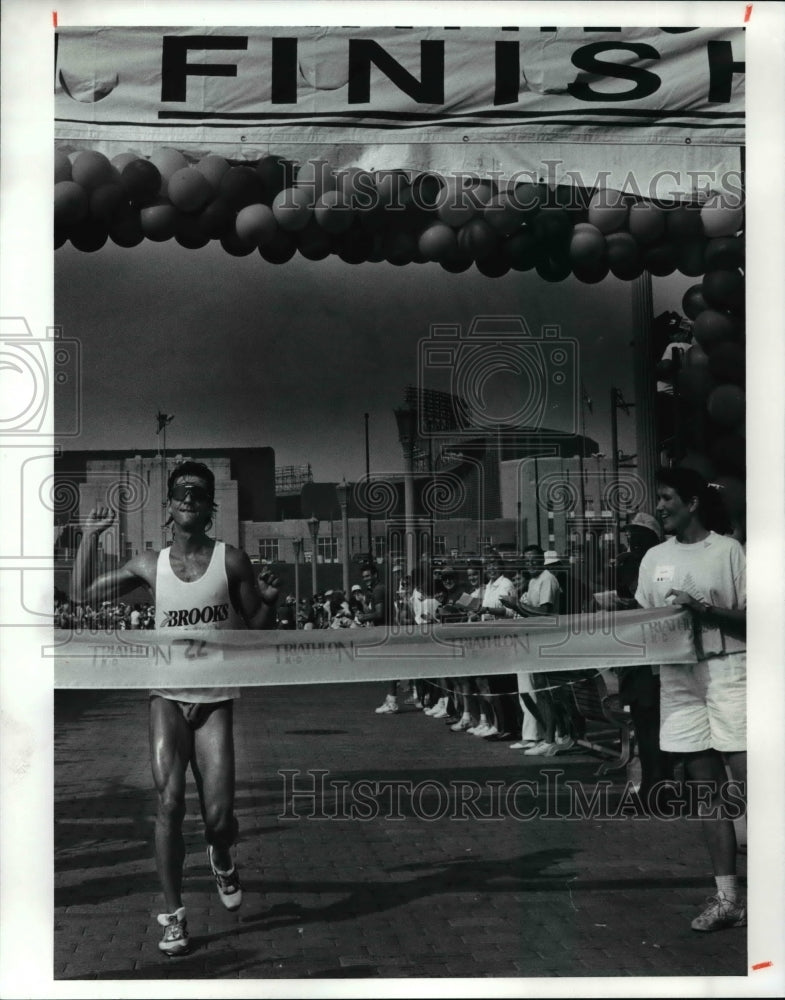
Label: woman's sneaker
xmin=375 ymin=695 xmax=399 ymax=714
xmin=207 ymin=846 xmax=243 ymax=911
xmin=157 ymin=907 xmax=190 ymax=956
xmin=471 ymin=723 xmax=493 ymax=737
xmin=691 ymin=895 xmax=746 ymax=932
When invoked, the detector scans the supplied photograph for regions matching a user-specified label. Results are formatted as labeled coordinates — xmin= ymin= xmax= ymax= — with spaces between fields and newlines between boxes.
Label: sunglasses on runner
xmin=170 ymin=484 xmax=213 ymax=503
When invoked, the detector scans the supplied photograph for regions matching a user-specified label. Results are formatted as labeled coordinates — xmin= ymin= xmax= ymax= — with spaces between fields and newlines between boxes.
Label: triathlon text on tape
xmin=47 ymin=607 xmax=719 ymax=689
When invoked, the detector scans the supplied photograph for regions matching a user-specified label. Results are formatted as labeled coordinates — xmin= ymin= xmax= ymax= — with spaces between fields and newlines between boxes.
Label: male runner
xmin=71 ymin=461 xmax=279 ymax=956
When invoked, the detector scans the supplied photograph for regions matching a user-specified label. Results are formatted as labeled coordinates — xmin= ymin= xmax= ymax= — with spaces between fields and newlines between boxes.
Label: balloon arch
xmin=54 ymin=145 xmax=746 ymax=528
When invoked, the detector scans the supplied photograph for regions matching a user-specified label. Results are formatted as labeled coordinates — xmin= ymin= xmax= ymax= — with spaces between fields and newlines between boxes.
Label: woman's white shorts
xmin=659 ymin=652 xmax=746 ymax=754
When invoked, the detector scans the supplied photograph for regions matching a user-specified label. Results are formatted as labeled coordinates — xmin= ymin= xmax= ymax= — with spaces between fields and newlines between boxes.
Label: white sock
xmin=715 ymin=875 xmax=739 ymax=901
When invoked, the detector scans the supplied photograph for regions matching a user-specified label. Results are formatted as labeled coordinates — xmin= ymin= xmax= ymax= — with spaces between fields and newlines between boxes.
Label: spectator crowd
xmin=54 ymin=599 xmax=156 ymax=631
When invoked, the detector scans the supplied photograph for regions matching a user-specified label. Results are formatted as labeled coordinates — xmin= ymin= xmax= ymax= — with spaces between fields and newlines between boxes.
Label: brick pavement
xmin=54 ymin=683 xmax=749 ymax=982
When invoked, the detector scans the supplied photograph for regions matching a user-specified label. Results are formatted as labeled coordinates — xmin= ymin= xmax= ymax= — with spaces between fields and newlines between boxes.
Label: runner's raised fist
xmin=259 ymin=570 xmax=280 ymax=606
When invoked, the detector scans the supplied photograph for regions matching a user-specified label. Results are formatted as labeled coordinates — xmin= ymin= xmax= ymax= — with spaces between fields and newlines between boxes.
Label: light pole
xmin=307 ymin=514 xmax=320 ymax=598
xmin=394 ymin=405 xmax=418 ymax=575
xmin=292 ymin=537 xmax=304 ymax=627
xmin=631 ymin=273 xmax=658 ymax=514
xmin=335 ymin=479 xmax=351 ymax=595
xmin=533 ymin=453 xmax=541 ymax=548
xmin=156 ymin=411 xmax=174 ymax=548
xmin=592 ymin=452 xmax=607 ymax=590
xmin=364 ymin=412 xmax=373 ymax=564
xmin=592 ymin=453 xmax=606 ymax=503
xmin=610 ymin=386 xmax=634 ymax=553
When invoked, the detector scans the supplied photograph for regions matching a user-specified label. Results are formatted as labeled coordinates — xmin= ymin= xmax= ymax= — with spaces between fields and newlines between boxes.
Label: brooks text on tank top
xmin=151 ymin=541 xmax=241 ymax=703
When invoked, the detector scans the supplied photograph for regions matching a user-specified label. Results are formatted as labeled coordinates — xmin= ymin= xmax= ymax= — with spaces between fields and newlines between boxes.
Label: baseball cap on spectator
xmin=627 ymin=512 xmax=663 ymax=541
xmin=351 ymin=584 xmax=362 ymax=592
xmin=543 ymin=550 xmax=560 ymax=566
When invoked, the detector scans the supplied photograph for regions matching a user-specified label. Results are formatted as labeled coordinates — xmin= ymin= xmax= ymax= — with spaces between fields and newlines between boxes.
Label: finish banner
xmin=52 ymin=606 xmax=701 ymax=689
xmin=55 ymin=26 xmax=745 ymax=189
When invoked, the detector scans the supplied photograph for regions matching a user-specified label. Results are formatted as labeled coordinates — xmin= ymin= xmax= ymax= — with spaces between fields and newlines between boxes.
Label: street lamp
xmin=393 ymin=405 xmax=418 ymax=575
xmin=610 ymin=385 xmax=635 ymax=554
xmin=592 ymin=453 xmax=606 ymax=508
xmin=292 ymin=537 xmax=304 ymax=627
xmin=335 ymin=479 xmax=351 ymax=595
xmin=307 ymin=514 xmax=320 ymax=598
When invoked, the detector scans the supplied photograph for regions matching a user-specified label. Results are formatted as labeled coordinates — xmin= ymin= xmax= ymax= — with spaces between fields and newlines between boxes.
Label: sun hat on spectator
xmin=627 ymin=511 xmax=663 ymax=541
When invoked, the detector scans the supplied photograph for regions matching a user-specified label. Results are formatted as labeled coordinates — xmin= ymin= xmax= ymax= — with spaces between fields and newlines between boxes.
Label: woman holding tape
xmin=635 ymin=467 xmax=746 ymax=934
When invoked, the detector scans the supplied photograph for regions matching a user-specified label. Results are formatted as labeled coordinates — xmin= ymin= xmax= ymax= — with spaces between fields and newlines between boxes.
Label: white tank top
xmin=151 ymin=541 xmax=242 ymax=704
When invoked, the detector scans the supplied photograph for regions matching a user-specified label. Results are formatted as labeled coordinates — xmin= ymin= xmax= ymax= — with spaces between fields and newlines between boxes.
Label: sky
xmin=54 ymin=238 xmax=693 ymax=482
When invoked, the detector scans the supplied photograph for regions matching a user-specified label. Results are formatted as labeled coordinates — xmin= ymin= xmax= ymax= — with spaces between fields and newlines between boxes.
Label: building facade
xmin=54 ymin=444 xmax=628 ymax=601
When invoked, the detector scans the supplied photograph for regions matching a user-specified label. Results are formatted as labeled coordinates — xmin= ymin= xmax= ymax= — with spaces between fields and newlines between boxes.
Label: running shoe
xmin=450 ymin=717 xmax=473 ymax=732
xmin=510 ymin=741 xmax=538 ymax=750
xmin=424 ymin=698 xmax=446 ymax=716
xmin=555 ymin=735 xmax=575 ymax=753
xmin=157 ymin=907 xmax=190 ymax=956
xmin=375 ymin=696 xmax=399 ymax=714
xmin=207 ymin=846 xmax=243 ymax=911
xmin=523 ymin=740 xmax=559 ymax=756
xmin=691 ymin=895 xmax=746 ymax=932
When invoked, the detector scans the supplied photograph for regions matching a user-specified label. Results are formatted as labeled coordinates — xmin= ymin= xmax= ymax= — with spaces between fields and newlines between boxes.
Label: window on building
xmin=317 ymin=538 xmax=338 ymax=564
xmin=123 ymin=542 xmax=133 ymax=561
xmin=258 ymin=538 xmax=280 ymax=562
xmin=373 ymin=536 xmax=386 ymax=560
xmin=145 ymin=541 xmax=153 ymax=550
xmin=433 ymin=535 xmax=447 ymax=556
xmin=480 ymin=536 xmax=495 ymax=552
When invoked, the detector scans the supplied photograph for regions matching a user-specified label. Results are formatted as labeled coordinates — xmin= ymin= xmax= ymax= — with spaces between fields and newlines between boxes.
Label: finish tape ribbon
xmin=51 ymin=607 xmax=701 ymax=688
